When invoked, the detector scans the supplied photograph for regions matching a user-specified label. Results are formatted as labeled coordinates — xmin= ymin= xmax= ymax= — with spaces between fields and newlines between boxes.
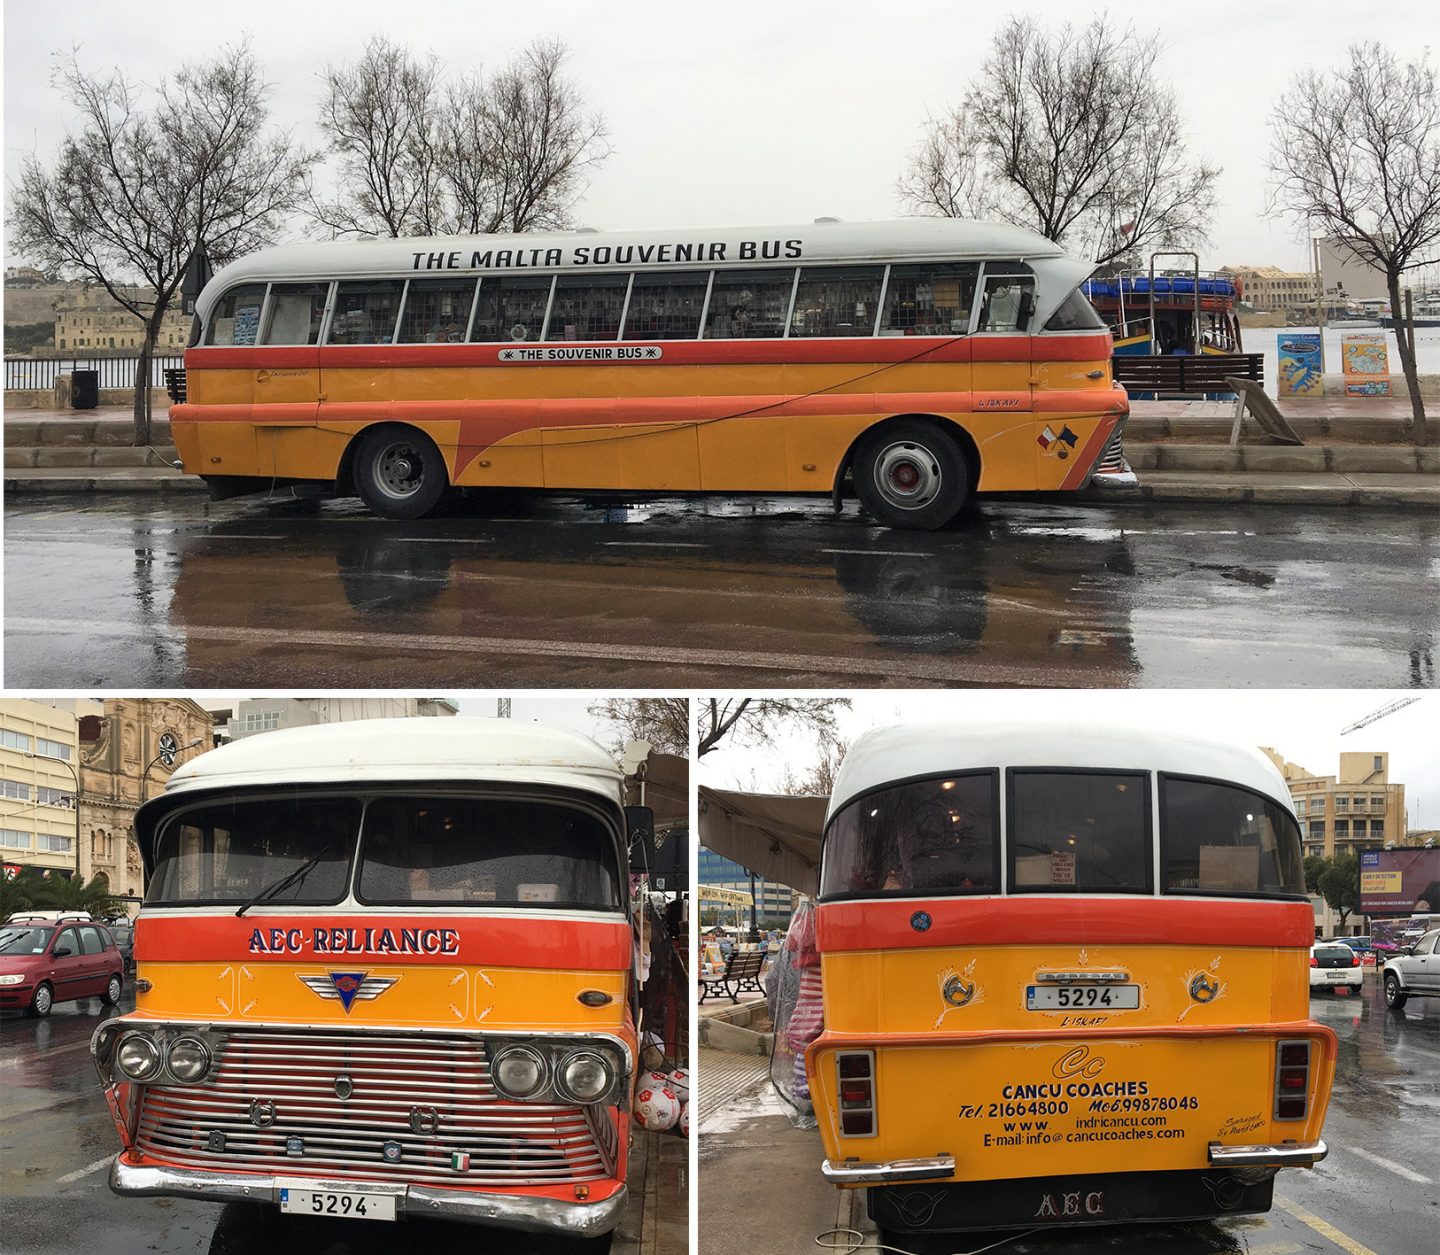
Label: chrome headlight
xmin=557 ymin=1050 xmax=612 ymax=1103
xmin=115 ymin=1033 xmax=162 ymax=1081
xmin=0 ymin=973 xmax=25 ymax=986
xmin=166 ymin=1035 xmax=212 ymax=1082
xmin=492 ymin=1046 xmax=548 ymax=1100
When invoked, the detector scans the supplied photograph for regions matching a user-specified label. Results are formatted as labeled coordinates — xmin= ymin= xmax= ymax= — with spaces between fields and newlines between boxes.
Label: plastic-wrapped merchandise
xmin=766 ymin=898 xmax=819 ymax=1128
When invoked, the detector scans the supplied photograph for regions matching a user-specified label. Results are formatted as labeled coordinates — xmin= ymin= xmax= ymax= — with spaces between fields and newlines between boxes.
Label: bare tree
xmin=9 ymin=45 xmax=315 ymax=446
xmin=899 ymin=15 xmax=1220 ymax=268
xmin=313 ymin=37 xmax=609 ymax=239
xmin=1269 ymin=42 xmax=1439 ymax=438
xmin=698 ymin=698 xmax=850 ymax=758
xmin=777 ymin=737 xmax=849 ymax=797
xmin=588 ymin=698 xmax=690 ymax=757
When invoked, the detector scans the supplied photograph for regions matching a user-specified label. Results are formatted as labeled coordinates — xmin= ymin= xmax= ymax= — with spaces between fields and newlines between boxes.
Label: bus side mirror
xmin=626 ymin=806 xmax=656 ymax=872
xmin=1017 ymin=289 xmax=1037 ymax=331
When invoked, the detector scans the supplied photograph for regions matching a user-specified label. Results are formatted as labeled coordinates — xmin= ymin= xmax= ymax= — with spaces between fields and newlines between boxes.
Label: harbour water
xmin=1243 ymin=324 xmax=1440 ymax=395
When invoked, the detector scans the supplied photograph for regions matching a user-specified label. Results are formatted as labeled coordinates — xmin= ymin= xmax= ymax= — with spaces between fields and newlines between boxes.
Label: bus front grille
xmin=133 ymin=1028 xmax=611 ymax=1188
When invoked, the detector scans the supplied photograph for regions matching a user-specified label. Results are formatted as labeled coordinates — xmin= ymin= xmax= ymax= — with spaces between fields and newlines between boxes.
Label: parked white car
xmin=1309 ymin=942 xmax=1363 ymax=994
xmin=1382 ymin=928 xmax=1440 ymax=1010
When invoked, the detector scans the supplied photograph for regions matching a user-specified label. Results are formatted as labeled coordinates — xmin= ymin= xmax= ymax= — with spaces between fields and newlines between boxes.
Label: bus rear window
xmin=820 ymin=773 xmax=997 ymax=898
xmin=146 ymin=797 xmax=360 ymax=905
xmin=1009 ymin=771 xmax=1150 ymax=893
xmin=356 ymin=796 xmax=622 ymax=909
xmin=1160 ymin=776 xmax=1304 ymax=897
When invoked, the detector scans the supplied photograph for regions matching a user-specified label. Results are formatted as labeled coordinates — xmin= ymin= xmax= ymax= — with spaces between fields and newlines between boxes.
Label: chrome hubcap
xmin=35 ymin=986 xmax=51 ymax=1013
xmin=874 ymin=441 xmax=941 ymax=509
xmin=376 ymin=444 xmax=424 ymax=498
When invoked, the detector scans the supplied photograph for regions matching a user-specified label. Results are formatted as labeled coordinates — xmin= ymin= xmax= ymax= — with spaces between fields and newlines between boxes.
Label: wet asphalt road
xmin=0 ymin=990 xmax=622 ymax=1254
xmin=4 ymin=493 xmax=1437 ymax=688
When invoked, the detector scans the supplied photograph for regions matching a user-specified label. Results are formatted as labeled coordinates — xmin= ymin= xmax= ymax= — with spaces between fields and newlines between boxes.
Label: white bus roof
xmin=160 ymin=718 xmax=624 ymax=806
xmin=826 ymin=720 xmax=1295 ymax=823
xmin=197 ymin=218 xmax=1087 ymax=324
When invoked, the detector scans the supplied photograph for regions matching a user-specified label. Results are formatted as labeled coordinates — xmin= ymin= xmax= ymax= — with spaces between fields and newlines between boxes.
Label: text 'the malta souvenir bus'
xmin=168 ymin=218 xmax=1131 ymax=528
xmin=805 ymin=720 xmax=1332 ymax=1240
xmin=90 ymin=718 xmax=647 ymax=1245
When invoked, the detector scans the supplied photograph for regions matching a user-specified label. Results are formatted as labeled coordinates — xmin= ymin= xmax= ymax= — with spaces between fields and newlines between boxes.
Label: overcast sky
xmin=4 ymin=0 xmax=1427 ymax=272
xmin=700 ymin=690 xmax=1440 ymax=832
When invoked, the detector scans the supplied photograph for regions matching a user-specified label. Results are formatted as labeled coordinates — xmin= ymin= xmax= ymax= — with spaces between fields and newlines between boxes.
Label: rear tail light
xmin=1310 ymin=956 xmax=1319 ymax=968
xmin=1274 ymin=1040 xmax=1312 ymax=1121
xmin=1351 ymin=954 xmax=1360 ymax=967
xmin=836 ymin=1050 xmax=876 ymax=1137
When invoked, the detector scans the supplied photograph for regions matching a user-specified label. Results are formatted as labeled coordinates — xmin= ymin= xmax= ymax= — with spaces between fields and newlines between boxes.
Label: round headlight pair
xmin=114 ymin=1032 xmax=209 ymax=1083
xmin=493 ymin=1045 xmax=548 ymax=1099
xmin=557 ymin=1051 xmax=612 ymax=1103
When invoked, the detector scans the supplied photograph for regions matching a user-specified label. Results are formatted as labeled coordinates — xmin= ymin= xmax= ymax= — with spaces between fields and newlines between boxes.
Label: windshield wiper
xmin=235 ymin=849 xmax=332 ymax=918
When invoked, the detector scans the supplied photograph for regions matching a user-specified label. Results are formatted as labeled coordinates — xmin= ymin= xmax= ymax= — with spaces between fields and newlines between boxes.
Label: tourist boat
xmin=1082 ymin=255 xmax=1243 ymax=356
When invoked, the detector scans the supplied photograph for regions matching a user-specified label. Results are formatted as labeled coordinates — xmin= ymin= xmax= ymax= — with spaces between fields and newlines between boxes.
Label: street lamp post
xmin=141 ymin=737 xmax=205 ymax=805
xmin=24 ymin=751 xmax=81 ymax=879
xmin=746 ymin=868 xmax=761 ymax=944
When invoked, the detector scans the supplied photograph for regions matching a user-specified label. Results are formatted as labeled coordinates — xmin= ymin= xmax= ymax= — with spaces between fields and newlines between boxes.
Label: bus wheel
xmin=354 ymin=427 xmax=449 ymax=520
xmin=854 ymin=420 xmax=968 ymax=530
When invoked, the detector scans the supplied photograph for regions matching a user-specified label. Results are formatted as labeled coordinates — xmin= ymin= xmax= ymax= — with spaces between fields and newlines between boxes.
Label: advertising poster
xmin=1277 ymin=333 xmax=1323 ymax=396
xmin=1341 ymin=332 xmax=1392 ymax=396
xmin=1358 ymin=847 xmax=1440 ymax=915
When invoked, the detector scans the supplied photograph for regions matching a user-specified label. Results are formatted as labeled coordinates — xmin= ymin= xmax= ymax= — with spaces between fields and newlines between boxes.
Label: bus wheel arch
xmin=346 ymin=424 xmax=450 ymax=520
xmin=844 ymin=414 xmax=978 ymax=530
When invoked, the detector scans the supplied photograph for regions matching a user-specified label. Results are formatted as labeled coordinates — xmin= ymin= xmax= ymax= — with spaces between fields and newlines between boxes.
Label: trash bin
xmin=71 ymin=369 xmax=99 ymax=410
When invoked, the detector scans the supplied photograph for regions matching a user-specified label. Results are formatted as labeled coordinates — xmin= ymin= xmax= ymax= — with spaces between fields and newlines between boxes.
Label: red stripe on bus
xmin=134 ymin=914 xmax=633 ymax=969
xmin=815 ymin=897 xmax=1315 ymax=951
xmin=183 ymin=333 xmax=1112 ymax=371
xmin=1060 ymin=414 xmax=1120 ymax=488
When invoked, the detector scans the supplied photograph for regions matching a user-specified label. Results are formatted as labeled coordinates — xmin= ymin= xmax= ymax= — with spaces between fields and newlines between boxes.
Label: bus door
xmin=971 ymin=263 xmax=1037 ymax=489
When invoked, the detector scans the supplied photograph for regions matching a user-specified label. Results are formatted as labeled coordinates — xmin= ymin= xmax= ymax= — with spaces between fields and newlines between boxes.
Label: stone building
xmin=0 ymin=698 xmax=92 ymax=880
xmin=53 ymin=286 xmax=190 ymax=353
xmin=1263 ymin=748 xmax=1408 ymax=861
xmin=1219 ymin=265 xmax=1318 ymax=314
xmin=77 ymin=698 xmax=214 ymax=913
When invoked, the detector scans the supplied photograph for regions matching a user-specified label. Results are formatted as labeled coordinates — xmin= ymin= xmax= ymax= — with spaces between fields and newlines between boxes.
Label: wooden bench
xmin=699 ymin=948 xmax=766 ymax=1004
xmin=1112 ymin=353 xmax=1264 ymax=396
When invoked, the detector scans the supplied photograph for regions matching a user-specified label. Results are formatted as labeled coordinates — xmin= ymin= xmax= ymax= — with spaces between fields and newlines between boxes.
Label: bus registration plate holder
xmin=278 ymin=1180 xmax=398 ymax=1221
xmin=1026 ymin=984 xmax=1140 ymax=1011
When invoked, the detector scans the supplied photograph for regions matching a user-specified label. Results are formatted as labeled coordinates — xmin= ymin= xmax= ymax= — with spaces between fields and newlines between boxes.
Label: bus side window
xmin=705 ymin=269 xmax=794 ymax=339
xmin=397 ymin=278 xmax=478 ymax=343
xmin=471 ymin=276 xmax=554 ymax=343
xmin=544 ymin=274 xmax=629 ymax=342
xmin=206 ymin=284 xmax=267 ymax=346
xmin=978 ymin=271 xmax=1036 ymax=333
xmin=328 ymin=280 xmax=405 ymax=345
xmin=262 ymin=283 xmax=329 ymax=346
xmin=622 ymin=271 xmax=709 ymax=340
xmin=790 ymin=266 xmax=883 ymax=338
xmin=881 ymin=263 xmax=978 ymax=336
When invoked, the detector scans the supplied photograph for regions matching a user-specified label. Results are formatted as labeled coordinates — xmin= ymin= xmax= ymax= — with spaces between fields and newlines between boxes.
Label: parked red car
xmin=0 ymin=917 xmax=124 ymax=1016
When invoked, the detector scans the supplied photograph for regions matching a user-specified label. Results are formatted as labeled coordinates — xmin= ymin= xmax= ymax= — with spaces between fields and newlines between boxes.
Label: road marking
xmin=602 ymin=541 xmax=707 ymax=549
xmin=1275 ymin=1196 xmax=1380 ymax=1255
xmin=821 ymin=548 xmax=926 ymax=557
xmin=6 ymin=617 xmax=1087 ymax=685
xmin=56 ymin=1155 xmax=112 ymax=1184
xmin=1347 ymin=1146 xmax=1431 ymax=1183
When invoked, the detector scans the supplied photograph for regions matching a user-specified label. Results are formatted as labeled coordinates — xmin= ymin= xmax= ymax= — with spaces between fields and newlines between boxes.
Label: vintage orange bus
xmin=805 ymin=720 xmax=1333 ymax=1239
xmin=169 ymin=218 xmax=1131 ymax=528
xmin=90 ymin=719 xmax=645 ymax=1245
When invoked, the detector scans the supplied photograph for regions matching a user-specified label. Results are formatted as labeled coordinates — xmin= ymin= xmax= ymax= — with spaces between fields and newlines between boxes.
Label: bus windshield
xmin=356 ymin=795 xmax=622 ymax=910
xmin=146 ymin=797 xmax=360 ymax=906
xmin=820 ymin=773 xmax=997 ymax=898
xmin=1009 ymin=770 xmax=1151 ymax=893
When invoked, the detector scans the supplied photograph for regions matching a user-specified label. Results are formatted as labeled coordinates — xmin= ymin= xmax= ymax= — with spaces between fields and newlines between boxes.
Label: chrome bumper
xmin=821 ymin=1155 xmax=955 ymax=1184
xmin=109 ymin=1158 xmax=626 ymax=1236
xmin=1089 ymin=467 xmax=1138 ymax=489
xmin=1208 ymin=1139 xmax=1328 ymax=1168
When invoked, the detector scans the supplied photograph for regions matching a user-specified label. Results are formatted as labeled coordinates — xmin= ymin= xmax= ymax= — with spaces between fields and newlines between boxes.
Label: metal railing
xmin=4 ymin=355 xmax=184 ymax=391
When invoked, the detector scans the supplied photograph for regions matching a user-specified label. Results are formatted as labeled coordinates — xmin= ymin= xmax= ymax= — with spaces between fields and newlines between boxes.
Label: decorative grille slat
xmin=133 ymin=1028 xmax=612 ymax=1189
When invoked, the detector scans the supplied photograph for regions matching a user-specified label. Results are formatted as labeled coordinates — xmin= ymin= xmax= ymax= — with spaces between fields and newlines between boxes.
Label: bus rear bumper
xmin=109 ymin=1158 xmax=627 ymax=1236
xmin=821 ymin=1155 xmax=955 ymax=1184
xmin=1208 ymin=1139 xmax=1327 ymax=1167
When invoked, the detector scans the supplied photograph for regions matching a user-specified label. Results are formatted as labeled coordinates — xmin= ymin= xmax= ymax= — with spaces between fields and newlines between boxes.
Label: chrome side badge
xmin=298 ymin=972 xmax=398 ymax=1013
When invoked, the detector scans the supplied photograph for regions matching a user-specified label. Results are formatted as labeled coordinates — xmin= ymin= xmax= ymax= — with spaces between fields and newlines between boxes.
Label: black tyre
xmin=102 ymin=974 xmax=122 ymax=1006
xmin=853 ymin=420 xmax=969 ymax=530
xmin=27 ymin=981 xmax=54 ymax=1018
xmin=1384 ymin=972 xmax=1408 ymax=1009
xmin=353 ymin=427 xmax=449 ymax=520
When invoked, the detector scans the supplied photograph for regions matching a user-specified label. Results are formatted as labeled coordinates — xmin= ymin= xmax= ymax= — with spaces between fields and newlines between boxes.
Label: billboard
xmin=1359 ymin=847 xmax=1440 ymax=916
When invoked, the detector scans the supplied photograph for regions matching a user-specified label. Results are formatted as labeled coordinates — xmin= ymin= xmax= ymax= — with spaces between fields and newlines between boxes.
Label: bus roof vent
xmin=814 ymin=217 xmax=841 ymax=224
xmin=574 ymin=226 xmax=600 ymax=234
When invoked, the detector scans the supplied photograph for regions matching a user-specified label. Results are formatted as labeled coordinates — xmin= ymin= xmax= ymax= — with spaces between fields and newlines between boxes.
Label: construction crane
xmin=1340 ymin=696 xmax=1420 ymax=735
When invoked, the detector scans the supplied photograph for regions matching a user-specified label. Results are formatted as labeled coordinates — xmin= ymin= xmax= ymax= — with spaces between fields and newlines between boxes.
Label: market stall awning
xmin=697 ymin=786 xmax=828 ymax=897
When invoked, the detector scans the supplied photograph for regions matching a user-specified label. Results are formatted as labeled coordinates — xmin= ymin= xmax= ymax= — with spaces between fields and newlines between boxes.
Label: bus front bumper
xmin=821 ymin=1155 xmax=956 ymax=1184
xmin=1208 ymin=1139 xmax=1327 ymax=1168
xmin=109 ymin=1158 xmax=627 ymax=1236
